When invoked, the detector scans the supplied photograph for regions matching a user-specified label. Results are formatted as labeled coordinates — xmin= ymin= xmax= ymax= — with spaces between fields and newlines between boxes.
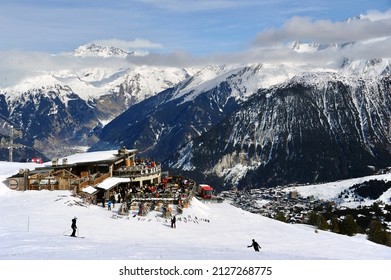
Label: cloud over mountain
xmin=92 ymin=38 xmax=164 ymax=51
xmin=1 ymin=9 xmax=391 ymax=88
xmin=250 ymin=9 xmax=391 ymax=62
xmin=254 ymin=11 xmax=391 ymax=46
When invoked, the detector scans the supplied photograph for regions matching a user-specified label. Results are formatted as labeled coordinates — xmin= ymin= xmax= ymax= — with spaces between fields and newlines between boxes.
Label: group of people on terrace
xmin=100 ymin=176 xmax=195 ymax=211
xmin=114 ymin=159 xmax=160 ymax=177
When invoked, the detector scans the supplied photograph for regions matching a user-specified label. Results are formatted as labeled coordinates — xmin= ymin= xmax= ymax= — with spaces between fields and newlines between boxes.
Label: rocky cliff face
xmin=0 ymin=85 xmax=100 ymax=159
xmin=90 ymin=64 xmax=277 ymax=160
xmin=167 ymin=73 xmax=391 ymax=189
xmin=91 ymin=82 xmax=240 ymax=161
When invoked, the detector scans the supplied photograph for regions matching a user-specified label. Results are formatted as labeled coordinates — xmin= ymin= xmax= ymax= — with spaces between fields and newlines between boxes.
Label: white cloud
xmin=362 ymin=9 xmax=391 ymax=21
xmin=235 ymin=9 xmax=391 ymax=66
xmin=0 ymin=47 xmax=207 ymax=89
xmin=1 ymin=9 xmax=391 ymax=89
xmin=91 ymin=38 xmax=164 ymax=51
xmin=253 ymin=9 xmax=391 ymax=46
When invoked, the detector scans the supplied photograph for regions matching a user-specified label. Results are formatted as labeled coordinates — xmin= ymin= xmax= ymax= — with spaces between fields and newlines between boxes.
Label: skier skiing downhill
xmin=70 ymin=217 xmax=77 ymax=237
xmin=248 ymin=239 xmax=261 ymax=252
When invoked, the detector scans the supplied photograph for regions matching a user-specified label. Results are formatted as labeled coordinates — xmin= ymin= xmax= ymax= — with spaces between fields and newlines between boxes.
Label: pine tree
xmin=330 ymin=216 xmax=340 ymax=233
xmin=275 ymin=211 xmax=287 ymax=223
xmin=340 ymin=215 xmax=358 ymax=236
xmin=317 ymin=214 xmax=329 ymax=231
xmin=367 ymin=220 xmax=390 ymax=246
xmin=308 ymin=211 xmax=319 ymax=226
xmin=307 ymin=211 xmax=328 ymax=230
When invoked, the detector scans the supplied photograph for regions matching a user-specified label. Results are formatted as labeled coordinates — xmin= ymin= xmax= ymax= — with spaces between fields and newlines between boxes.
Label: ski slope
xmin=1 ymin=162 xmax=391 ymax=260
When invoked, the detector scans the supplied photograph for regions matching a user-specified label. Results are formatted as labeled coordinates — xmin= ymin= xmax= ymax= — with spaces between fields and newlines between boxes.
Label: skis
xmin=65 ymin=234 xmax=85 ymax=238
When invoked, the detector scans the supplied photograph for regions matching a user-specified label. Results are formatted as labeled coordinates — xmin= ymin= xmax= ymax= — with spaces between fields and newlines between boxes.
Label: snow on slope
xmin=1 ymin=43 xmax=390 ymax=112
xmin=0 ymin=43 xmax=196 ymax=107
xmin=167 ymin=56 xmax=391 ymax=107
xmin=1 ymin=66 xmax=192 ymax=103
xmin=73 ymin=44 xmax=133 ymax=58
xmin=169 ymin=63 xmax=318 ymax=104
xmin=1 ymin=162 xmax=391 ymax=260
xmin=284 ymin=172 xmax=391 ymax=207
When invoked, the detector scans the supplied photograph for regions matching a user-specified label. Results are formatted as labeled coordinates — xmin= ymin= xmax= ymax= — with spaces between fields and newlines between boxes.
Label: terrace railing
xmin=113 ymin=163 xmax=161 ymax=178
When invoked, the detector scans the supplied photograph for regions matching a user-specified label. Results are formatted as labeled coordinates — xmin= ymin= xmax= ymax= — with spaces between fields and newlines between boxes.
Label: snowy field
xmin=1 ymin=162 xmax=391 ymax=280
xmin=284 ymin=172 xmax=391 ymax=207
xmin=1 ymin=189 xmax=391 ymax=260
xmin=1 ymin=162 xmax=391 ymax=261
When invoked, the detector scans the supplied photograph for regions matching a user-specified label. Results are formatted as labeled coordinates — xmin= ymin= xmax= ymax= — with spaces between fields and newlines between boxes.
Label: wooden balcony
xmin=113 ymin=163 xmax=161 ymax=178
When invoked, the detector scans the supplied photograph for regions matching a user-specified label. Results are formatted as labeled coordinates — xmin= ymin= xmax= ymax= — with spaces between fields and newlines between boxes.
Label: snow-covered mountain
xmin=73 ymin=43 xmax=134 ymax=58
xmin=2 ymin=34 xmax=391 ymax=192
xmin=91 ymin=56 xmax=391 ymax=189
xmin=90 ymin=62 xmax=315 ymax=158
xmin=0 ymin=44 xmax=193 ymax=159
xmin=166 ymin=64 xmax=391 ymax=189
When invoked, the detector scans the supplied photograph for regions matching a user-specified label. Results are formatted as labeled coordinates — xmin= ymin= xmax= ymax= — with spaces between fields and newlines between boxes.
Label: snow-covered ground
xmin=1 ymin=162 xmax=391 ymax=261
xmin=2 ymin=162 xmax=391 ymax=279
xmin=284 ymin=172 xmax=391 ymax=207
xmin=2 ymin=189 xmax=390 ymax=260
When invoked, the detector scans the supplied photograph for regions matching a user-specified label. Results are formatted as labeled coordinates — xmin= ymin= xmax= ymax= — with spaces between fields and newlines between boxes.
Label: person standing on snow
xmin=70 ymin=217 xmax=77 ymax=237
xmin=108 ymin=200 xmax=112 ymax=211
xmin=171 ymin=215 xmax=176 ymax=228
xmin=248 ymin=239 xmax=260 ymax=252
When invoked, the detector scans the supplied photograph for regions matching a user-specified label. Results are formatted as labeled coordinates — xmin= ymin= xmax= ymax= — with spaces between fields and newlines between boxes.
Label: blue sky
xmin=1 ymin=0 xmax=390 ymax=55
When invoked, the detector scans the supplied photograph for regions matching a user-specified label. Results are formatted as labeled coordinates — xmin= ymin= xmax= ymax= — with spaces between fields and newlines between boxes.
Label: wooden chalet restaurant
xmin=7 ymin=147 xmax=196 ymax=213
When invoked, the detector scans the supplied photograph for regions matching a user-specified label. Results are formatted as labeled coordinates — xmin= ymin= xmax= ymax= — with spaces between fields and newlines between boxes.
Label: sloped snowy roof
xmin=47 ymin=149 xmax=137 ymax=166
xmin=95 ymin=177 xmax=130 ymax=190
xmin=81 ymin=186 xmax=99 ymax=195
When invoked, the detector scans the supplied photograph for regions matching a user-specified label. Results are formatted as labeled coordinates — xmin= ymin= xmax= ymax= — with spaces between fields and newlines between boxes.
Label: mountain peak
xmin=73 ymin=43 xmax=133 ymax=58
xmin=289 ymin=40 xmax=319 ymax=53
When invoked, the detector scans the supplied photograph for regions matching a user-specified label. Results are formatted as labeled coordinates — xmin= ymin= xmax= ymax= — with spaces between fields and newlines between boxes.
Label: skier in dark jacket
xmin=70 ymin=217 xmax=77 ymax=237
xmin=248 ymin=239 xmax=260 ymax=252
xmin=171 ymin=215 xmax=176 ymax=228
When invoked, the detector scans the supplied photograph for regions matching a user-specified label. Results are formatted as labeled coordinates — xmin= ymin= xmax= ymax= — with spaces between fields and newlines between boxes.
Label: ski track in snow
xmin=1 ymin=161 xmax=391 ymax=260
xmin=1 ymin=187 xmax=391 ymax=260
